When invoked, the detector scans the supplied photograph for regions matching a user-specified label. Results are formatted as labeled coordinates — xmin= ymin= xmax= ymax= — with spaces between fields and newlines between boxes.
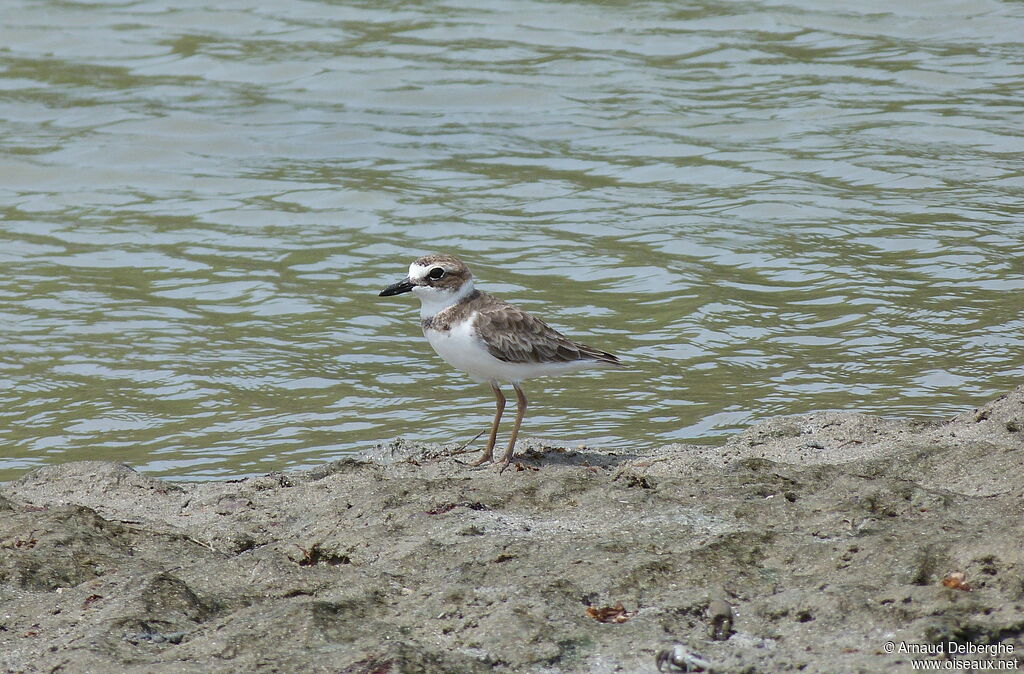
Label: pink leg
xmin=469 ymin=382 xmax=504 ymax=466
xmin=498 ymin=383 xmax=527 ymax=470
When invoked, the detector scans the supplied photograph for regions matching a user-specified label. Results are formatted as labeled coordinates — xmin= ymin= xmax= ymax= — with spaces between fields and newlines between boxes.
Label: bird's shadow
xmin=510 ymin=440 xmax=641 ymax=470
xmin=360 ymin=437 xmax=640 ymax=471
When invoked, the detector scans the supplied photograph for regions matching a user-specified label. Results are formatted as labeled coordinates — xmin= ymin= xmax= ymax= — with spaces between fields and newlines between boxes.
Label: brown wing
xmin=474 ymin=295 xmax=621 ymax=366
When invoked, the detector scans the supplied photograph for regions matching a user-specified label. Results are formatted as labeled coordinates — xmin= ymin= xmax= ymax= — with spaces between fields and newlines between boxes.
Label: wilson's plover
xmin=379 ymin=253 xmax=622 ymax=469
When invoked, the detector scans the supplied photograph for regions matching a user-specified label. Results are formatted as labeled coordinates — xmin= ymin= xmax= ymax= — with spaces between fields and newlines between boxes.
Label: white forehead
xmin=408 ymin=261 xmax=431 ymax=282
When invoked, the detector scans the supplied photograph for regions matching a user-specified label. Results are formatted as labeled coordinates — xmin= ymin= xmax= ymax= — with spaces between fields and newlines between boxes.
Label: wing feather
xmin=473 ymin=295 xmax=620 ymax=366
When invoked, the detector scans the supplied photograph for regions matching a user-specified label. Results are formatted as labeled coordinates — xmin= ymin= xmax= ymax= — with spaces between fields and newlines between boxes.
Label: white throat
xmin=414 ymin=278 xmax=475 ymax=320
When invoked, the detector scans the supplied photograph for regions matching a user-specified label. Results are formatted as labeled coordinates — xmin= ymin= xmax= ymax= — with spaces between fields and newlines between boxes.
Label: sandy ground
xmin=2 ymin=387 xmax=1023 ymax=673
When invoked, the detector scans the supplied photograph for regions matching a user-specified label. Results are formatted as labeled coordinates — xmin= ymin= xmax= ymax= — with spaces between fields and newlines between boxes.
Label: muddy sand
xmin=2 ymin=387 xmax=1023 ymax=673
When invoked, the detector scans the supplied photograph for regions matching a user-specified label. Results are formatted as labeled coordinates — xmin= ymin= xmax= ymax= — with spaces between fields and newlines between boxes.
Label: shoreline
xmin=2 ymin=387 xmax=1022 ymax=672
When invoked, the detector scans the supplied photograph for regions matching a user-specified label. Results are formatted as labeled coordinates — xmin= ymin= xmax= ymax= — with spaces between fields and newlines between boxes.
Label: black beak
xmin=379 ymin=277 xmax=415 ymax=297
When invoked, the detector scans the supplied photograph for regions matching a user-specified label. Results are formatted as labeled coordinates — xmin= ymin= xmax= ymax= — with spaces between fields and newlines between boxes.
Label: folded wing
xmin=475 ymin=299 xmax=621 ymax=366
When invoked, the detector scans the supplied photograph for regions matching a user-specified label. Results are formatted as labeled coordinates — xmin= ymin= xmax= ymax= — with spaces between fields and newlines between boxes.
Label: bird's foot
xmin=464 ymin=451 xmax=494 ymax=467
xmin=495 ymin=440 xmax=521 ymax=474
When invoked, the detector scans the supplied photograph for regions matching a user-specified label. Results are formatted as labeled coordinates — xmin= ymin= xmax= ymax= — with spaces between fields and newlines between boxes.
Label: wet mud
xmin=2 ymin=388 xmax=1023 ymax=672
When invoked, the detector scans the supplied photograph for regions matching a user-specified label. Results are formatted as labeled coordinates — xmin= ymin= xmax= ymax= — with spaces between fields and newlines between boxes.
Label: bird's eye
xmin=428 ymin=267 xmax=445 ymax=280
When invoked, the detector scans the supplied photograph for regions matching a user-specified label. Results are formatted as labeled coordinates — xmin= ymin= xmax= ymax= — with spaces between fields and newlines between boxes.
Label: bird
xmin=378 ymin=253 xmax=622 ymax=470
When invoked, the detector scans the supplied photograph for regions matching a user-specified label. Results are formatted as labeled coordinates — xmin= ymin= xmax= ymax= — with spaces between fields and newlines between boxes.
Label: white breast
xmin=423 ymin=313 xmax=599 ymax=384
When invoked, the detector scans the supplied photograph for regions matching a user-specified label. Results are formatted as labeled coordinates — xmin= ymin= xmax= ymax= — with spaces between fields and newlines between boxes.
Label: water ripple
xmin=1 ymin=0 xmax=1022 ymax=480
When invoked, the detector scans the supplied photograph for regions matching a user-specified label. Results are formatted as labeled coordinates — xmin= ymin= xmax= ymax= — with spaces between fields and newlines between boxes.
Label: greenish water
xmin=2 ymin=0 xmax=1022 ymax=481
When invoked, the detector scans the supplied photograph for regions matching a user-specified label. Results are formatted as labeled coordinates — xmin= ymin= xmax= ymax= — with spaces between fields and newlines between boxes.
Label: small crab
xmin=708 ymin=597 xmax=734 ymax=641
xmin=656 ymin=644 xmax=713 ymax=672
